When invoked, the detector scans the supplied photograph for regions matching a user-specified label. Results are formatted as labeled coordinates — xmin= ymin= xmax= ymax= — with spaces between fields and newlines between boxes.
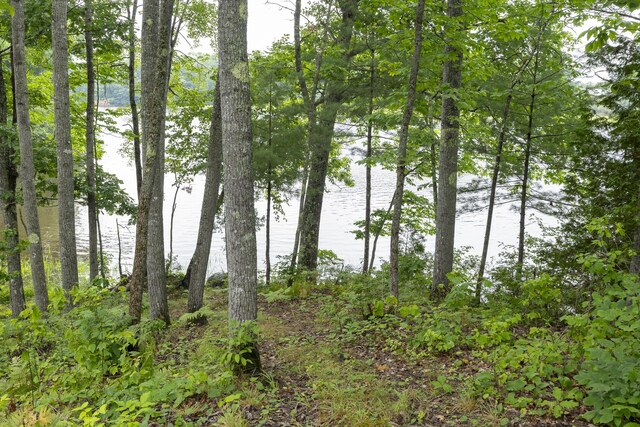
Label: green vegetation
xmin=1 ymin=0 xmax=640 ymax=425
xmin=1 ymin=240 xmax=639 ymax=426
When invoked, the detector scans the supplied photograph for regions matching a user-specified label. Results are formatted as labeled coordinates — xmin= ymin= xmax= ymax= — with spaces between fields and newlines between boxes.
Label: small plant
xmin=220 ymin=321 xmax=261 ymax=375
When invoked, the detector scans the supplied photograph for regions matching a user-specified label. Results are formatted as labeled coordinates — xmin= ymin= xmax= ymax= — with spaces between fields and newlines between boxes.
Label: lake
xmin=19 ymin=115 xmax=552 ymax=277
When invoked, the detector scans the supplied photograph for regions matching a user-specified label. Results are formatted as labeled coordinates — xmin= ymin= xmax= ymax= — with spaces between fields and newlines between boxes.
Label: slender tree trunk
xmin=432 ymin=0 xmax=463 ymax=299
xmin=265 ymin=81 xmax=273 ymax=286
xmin=475 ymin=95 xmax=511 ymax=302
xmin=187 ymin=78 xmax=222 ymax=312
xmin=478 ymin=14 xmax=551 ymax=295
xmin=369 ymin=190 xmax=396 ymax=272
xmin=289 ymin=158 xmax=308 ymax=276
xmin=85 ymin=0 xmax=99 ymax=282
xmin=11 ymin=0 xmax=48 ymax=312
xmin=128 ymin=0 xmax=142 ymax=196
xmin=116 ymin=218 xmax=123 ymax=278
xmin=631 ymin=186 xmax=640 ymax=275
xmin=289 ymin=0 xmax=314 ymax=276
xmin=0 ymin=58 xmax=25 ymax=317
xmin=146 ymin=0 xmax=173 ymax=324
xmin=129 ymin=0 xmax=173 ymax=324
xmin=167 ymin=179 xmax=179 ymax=273
xmin=363 ymin=48 xmax=374 ymax=275
xmin=219 ymin=0 xmax=260 ymax=372
xmin=430 ymin=144 xmax=439 ymax=210
xmin=96 ymin=213 xmax=106 ymax=279
xmin=389 ymin=0 xmax=425 ymax=299
xmin=298 ymin=0 xmax=360 ymax=274
xmin=266 ymin=179 xmax=272 ymax=286
xmin=517 ymin=55 xmax=540 ymax=279
xmin=52 ymin=0 xmax=79 ymax=299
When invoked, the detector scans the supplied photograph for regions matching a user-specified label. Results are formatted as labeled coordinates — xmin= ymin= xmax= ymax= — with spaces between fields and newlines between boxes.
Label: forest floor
xmin=154 ymin=286 xmax=594 ymax=427
xmin=1 ymin=283 xmax=597 ymax=426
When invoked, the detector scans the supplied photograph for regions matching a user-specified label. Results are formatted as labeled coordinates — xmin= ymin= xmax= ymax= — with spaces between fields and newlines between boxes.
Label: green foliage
xmin=221 ymin=321 xmax=260 ymax=374
xmin=565 ymin=255 xmax=640 ymax=426
xmin=0 ymin=286 xmax=238 ymax=424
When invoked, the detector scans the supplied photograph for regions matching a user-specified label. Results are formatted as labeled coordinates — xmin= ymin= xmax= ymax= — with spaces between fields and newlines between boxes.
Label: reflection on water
xmin=5 ymin=115 xmax=553 ymax=276
xmin=0 ymin=205 xmax=61 ymax=257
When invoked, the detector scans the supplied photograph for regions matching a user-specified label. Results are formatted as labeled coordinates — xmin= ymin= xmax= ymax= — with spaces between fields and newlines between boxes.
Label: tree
xmin=0 ymin=56 xmax=24 ymax=317
xmin=11 ymin=0 xmax=48 ymax=312
xmin=389 ymin=0 xmax=425 ymax=298
xmin=219 ymin=0 xmax=260 ymax=372
xmin=187 ymin=77 xmax=222 ymax=313
xmin=127 ymin=0 xmax=142 ymax=197
xmin=145 ymin=0 xmax=173 ymax=324
xmin=298 ymin=0 xmax=360 ymax=275
xmin=475 ymin=3 xmax=557 ymax=301
xmin=52 ymin=0 xmax=80 ymax=299
xmin=128 ymin=0 xmax=173 ymax=324
xmin=85 ymin=0 xmax=99 ymax=282
xmin=432 ymin=0 xmax=463 ymax=299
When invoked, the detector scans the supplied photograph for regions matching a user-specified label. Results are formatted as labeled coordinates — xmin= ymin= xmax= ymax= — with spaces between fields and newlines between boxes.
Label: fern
xmin=178 ymin=306 xmax=217 ymax=325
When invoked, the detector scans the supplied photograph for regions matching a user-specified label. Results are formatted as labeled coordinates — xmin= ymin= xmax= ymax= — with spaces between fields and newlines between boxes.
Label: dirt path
xmin=255 ymin=295 xmax=593 ymax=427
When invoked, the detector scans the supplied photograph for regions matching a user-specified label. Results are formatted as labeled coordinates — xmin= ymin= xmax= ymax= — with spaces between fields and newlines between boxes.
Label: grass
xmin=0 ymin=277 xmax=595 ymax=426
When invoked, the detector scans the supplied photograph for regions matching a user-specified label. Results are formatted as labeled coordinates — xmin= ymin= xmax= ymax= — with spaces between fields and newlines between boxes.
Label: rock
xmin=206 ymin=272 xmax=227 ymax=288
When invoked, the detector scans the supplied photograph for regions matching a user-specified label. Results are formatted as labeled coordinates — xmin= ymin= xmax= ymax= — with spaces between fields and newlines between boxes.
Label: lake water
xmin=23 ymin=115 xmax=552 ymax=277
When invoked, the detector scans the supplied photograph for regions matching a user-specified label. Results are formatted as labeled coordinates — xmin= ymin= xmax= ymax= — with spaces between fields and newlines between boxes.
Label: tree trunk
xmin=219 ymin=0 xmax=260 ymax=372
xmin=0 ymin=58 xmax=25 ymax=317
xmin=475 ymin=95 xmax=511 ymax=302
xmin=631 ymin=186 xmax=640 ymax=276
xmin=430 ymin=141 xmax=438 ymax=209
xmin=265 ymin=81 xmax=273 ymax=286
xmin=11 ymin=0 xmax=48 ymax=312
xmin=167 ymin=179 xmax=179 ymax=273
xmin=266 ymin=178 xmax=272 ymax=286
xmin=432 ymin=0 xmax=463 ymax=300
xmin=517 ymin=55 xmax=540 ymax=279
xmin=129 ymin=0 xmax=173 ymax=324
xmin=128 ymin=0 xmax=142 ymax=197
xmin=289 ymin=0 xmax=315 ymax=276
xmin=52 ymin=0 xmax=79 ymax=300
xmin=369 ymin=190 xmax=396 ymax=272
xmin=363 ymin=48 xmax=374 ymax=275
xmin=298 ymin=0 xmax=360 ymax=275
xmin=146 ymin=0 xmax=173 ymax=324
xmin=85 ymin=0 xmax=99 ymax=282
xmin=389 ymin=0 xmax=425 ymax=299
xmin=116 ymin=218 xmax=123 ymax=278
xmin=187 ymin=77 xmax=222 ymax=312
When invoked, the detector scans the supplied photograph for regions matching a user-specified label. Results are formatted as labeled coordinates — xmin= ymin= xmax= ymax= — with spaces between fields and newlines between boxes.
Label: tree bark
xmin=128 ymin=0 xmax=142 ymax=197
xmin=369 ymin=189 xmax=396 ymax=272
xmin=265 ymin=80 xmax=273 ymax=286
xmin=167 ymin=178 xmax=179 ymax=273
xmin=12 ymin=0 xmax=48 ymax=312
xmin=219 ymin=0 xmax=260 ymax=372
xmin=631 ymin=186 xmax=640 ymax=276
xmin=289 ymin=0 xmax=316 ymax=276
xmin=517 ymin=51 xmax=541 ymax=279
xmin=85 ymin=0 xmax=99 ymax=283
xmin=432 ymin=0 xmax=463 ymax=299
xmin=363 ymin=48 xmax=374 ymax=275
xmin=475 ymin=95 xmax=511 ymax=302
xmin=298 ymin=0 xmax=359 ymax=274
xmin=0 ymin=58 xmax=25 ymax=317
xmin=129 ymin=0 xmax=173 ymax=324
xmin=389 ymin=0 xmax=425 ymax=299
xmin=477 ymin=14 xmax=551 ymax=299
xmin=146 ymin=0 xmax=173 ymax=324
xmin=52 ymin=0 xmax=79 ymax=300
xmin=187 ymin=78 xmax=222 ymax=313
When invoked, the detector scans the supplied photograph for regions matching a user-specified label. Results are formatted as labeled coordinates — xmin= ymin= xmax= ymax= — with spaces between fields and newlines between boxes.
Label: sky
xmin=247 ymin=1 xmax=305 ymax=52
